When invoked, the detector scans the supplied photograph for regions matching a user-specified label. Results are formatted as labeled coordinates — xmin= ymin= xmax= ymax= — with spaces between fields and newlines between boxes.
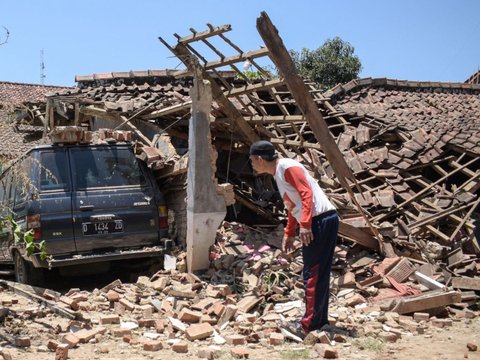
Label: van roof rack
xmin=49 ymin=126 xmax=133 ymax=145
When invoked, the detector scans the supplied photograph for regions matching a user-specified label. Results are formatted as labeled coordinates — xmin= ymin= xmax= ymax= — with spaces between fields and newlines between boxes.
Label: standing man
xmin=249 ymin=140 xmax=338 ymax=338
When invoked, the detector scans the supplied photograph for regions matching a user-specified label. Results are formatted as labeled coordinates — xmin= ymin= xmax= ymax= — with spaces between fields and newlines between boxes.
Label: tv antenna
xmin=40 ymin=49 xmax=46 ymax=84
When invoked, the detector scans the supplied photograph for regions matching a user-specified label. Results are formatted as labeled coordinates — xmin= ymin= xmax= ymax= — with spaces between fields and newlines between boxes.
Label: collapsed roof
xmin=11 ymin=20 xmax=480 ymax=265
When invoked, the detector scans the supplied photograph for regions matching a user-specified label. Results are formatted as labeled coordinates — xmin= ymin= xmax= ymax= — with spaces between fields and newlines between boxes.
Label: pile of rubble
xmin=0 ymin=222 xmax=478 ymax=359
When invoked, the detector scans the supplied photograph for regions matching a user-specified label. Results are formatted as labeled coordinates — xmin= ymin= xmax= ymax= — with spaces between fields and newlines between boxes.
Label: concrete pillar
xmin=186 ymin=79 xmax=226 ymax=272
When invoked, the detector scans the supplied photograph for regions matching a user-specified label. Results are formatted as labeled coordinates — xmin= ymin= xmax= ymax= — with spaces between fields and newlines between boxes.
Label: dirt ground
xmin=1 ymin=285 xmax=479 ymax=360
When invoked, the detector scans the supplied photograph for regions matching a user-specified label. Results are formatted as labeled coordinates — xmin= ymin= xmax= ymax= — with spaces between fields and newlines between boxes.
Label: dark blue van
xmin=0 ymin=142 xmax=170 ymax=284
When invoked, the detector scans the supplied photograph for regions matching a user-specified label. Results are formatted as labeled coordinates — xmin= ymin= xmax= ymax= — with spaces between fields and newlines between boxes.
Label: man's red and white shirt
xmin=274 ymin=158 xmax=335 ymax=237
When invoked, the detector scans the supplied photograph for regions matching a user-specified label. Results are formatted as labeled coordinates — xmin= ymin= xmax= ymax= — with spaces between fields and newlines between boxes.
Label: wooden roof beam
xmin=174 ymin=48 xmax=270 ymax=78
xmin=257 ymin=11 xmax=390 ymax=256
xmin=174 ymin=24 xmax=232 ymax=45
xmin=159 ymin=37 xmax=259 ymax=144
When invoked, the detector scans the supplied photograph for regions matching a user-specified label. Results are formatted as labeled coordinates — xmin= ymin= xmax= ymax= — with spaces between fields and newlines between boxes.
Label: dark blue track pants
xmin=300 ymin=210 xmax=338 ymax=332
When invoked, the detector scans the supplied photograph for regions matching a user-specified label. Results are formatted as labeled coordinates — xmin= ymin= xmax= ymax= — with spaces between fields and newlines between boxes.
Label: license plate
xmin=82 ymin=220 xmax=123 ymax=235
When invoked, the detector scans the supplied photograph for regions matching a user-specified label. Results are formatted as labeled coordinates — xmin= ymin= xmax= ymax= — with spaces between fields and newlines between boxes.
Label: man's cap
xmin=249 ymin=140 xmax=277 ymax=159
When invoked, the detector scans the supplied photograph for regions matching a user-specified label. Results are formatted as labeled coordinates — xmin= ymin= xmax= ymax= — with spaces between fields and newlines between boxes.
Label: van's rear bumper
xmin=30 ymin=241 xmax=173 ymax=268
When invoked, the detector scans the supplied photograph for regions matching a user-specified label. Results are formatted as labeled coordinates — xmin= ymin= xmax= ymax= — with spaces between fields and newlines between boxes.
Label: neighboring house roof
xmin=0 ymin=81 xmax=72 ymax=161
xmin=325 ymin=78 xmax=480 ymax=154
xmin=0 ymin=81 xmax=70 ymax=109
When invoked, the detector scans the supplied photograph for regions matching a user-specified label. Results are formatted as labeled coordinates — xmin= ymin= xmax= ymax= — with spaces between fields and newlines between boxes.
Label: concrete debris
xmin=0 ymin=220 xmax=478 ymax=358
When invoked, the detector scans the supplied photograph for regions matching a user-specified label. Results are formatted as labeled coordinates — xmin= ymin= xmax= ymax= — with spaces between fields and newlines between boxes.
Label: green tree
xmin=290 ymin=37 xmax=362 ymax=91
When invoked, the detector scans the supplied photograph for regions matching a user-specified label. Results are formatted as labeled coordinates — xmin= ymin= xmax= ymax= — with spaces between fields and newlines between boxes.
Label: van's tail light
xmin=26 ymin=214 xmax=42 ymax=240
xmin=158 ymin=206 xmax=168 ymax=229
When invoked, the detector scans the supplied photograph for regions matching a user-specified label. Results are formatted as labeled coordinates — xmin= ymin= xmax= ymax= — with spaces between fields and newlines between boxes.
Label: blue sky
xmin=1 ymin=0 xmax=479 ymax=86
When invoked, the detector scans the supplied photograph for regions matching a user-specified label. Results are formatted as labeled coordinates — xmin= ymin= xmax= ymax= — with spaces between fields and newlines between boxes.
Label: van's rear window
xmin=40 ymin=151 xmax=70 ymax=191
xmin=71 ymin=147 xmax=146 ymax=189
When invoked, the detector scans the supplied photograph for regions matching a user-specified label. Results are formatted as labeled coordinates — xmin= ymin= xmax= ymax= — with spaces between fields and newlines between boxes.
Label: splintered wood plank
xmin=451 ymin=277 xmax=480 ymax=291
xmin=404 ymin=210 xmax=450 ymax=242
xmin=407 ymin=202 xmax=472 ymax=231
xmin=378 ymin=156 xmax=479 ymax=222
xmin=270 ymin=138 xmax=322 ymax=150
xmin=391 ymin=290 xmax=462 ymax=314
xmin=141 ymin=101 xmax=192 ymax=120
xmin=448 ymin=196 xmax=480 ymax=242
xmin=338 ymin=221 xmax=379 ymax=250
xmin=224 ymin=79 xmax=285 ymax=97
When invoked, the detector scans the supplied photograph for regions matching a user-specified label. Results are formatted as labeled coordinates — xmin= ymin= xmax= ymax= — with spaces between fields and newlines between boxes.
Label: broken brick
xmin=59 ymin=296 xmax=79 ymax=311
xmin=467 ymin=343 xmax=478 ymax=351
xmin=138 ymin=318 xmax=156 ymax=328
xmin=62 ymin=333 xmax=79 ymax=348
xmin=197 ymin=347 xmax=221 ymax=359
xmin=155 ymin=318 xmax=165 ymax=333
xmin=143 ymin=340 xmax=163 ymax=351
xmin=230 ymin=347 xmax=250 ymax=359
xmin=171 ymin=341 xmax=189 ymax=353
xmin=226 ymin=334 xmax=247 ymax=346
xmin=191 ymin=297 xmax=216 ymax=311
xmin=413 ymin=312 xmax=430 ymax=322
xmin=106 ymin=290 xmax=120 ymax=302
xmin=432 ymin=318 xmax=453 ymax=328
xmin=211 ymin=302 xmax=225 ymax=317
xmin=218 ymin=304 xmax=238 ymax=327
xmin=47 ymin=339 xmax=60 ymax=351
xmin=100 ymin=314 xmax=120 ymax=325
xmin=0 ymin=349 xmax=13 ymax=360
xmin=14 ymin=336 xmax=31 ymax=347
xmin=269 ymin=332 xmax=284 ymax=345
xmin=314 ymin=344 xmax=339 ymax=359
xmin=55 ymin=344 xmax=69 ymax=360
xmin=178 ymin=308 xmax=202 ymax=323
xmin=185 ymin=323 xmax=214 ymax=341
xmin=111 ymin=328 xmax=132 ymax=337
xmin=114 ymin=301 xmax=126 ymax=315
xmin=75 ymin=327 xmax=106 ymax=343
xmin=119 ymin=298 xmax=135 ymax=311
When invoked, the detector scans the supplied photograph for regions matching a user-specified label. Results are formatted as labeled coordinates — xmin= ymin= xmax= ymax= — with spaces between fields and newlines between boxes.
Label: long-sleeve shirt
xmin=274 ymin=158 xmax=335 ymax=237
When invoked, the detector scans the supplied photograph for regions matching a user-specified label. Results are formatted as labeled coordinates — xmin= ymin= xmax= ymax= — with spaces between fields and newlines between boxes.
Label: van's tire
xmin=13 ymin=251 xmax=45 ymax=286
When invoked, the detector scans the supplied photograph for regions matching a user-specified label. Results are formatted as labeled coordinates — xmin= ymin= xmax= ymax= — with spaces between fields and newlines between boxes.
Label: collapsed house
xmin=15 ymin=19 xmax=480 ymax=261
xmin=0 ymin=14 xmax=478 ymax=356
xmin=0 ymin=14 xmax=475 ymax=283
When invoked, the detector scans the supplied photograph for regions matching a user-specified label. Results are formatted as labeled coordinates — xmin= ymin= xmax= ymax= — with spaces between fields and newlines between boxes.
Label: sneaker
xmin=278 ymin=320 xmax=306 ymax=341
xmin=320 ymin=324 xmax=357 ymax=338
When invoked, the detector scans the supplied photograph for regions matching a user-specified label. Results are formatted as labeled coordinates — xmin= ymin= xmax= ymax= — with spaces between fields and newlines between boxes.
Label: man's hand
xmin=299 ymin=227 xmax=313 ymax=246
xmin=282 ymin=236 xmax=296 ymax=253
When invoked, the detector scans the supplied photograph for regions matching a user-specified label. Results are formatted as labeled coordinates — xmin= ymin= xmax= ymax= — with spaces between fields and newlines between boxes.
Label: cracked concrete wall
xmin=186 ymin=79 xmax=226 ymax=272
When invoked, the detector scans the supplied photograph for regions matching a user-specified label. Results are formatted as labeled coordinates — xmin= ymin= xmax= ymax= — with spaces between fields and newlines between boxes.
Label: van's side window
xmin=40 ymin=152 xmax=69 ymax=192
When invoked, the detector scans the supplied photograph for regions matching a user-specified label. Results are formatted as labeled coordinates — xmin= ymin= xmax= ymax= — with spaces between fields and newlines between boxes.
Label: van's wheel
xmin=13 ymin=251 xmax=44 ymax=286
